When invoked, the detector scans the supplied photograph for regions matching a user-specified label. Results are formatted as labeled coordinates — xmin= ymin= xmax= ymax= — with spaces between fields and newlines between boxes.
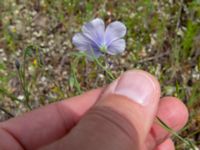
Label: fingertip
xmin=150 ymin=96 xmax=189 ymax=145
xmin=159 ymin=97 xmax=189 ymax=130
xmin=155 ymin=138 xmax=175 ymax=150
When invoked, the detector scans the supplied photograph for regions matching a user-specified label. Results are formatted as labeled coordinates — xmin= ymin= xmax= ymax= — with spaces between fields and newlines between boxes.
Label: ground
xmin=0 ymin=0 xmax=200 ymax=149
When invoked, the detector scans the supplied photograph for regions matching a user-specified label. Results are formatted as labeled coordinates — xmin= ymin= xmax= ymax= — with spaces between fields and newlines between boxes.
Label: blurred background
xmin=0 ymin=0 xmax=200 ymax=149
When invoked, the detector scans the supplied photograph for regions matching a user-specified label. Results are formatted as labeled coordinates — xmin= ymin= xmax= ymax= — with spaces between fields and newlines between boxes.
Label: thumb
xmin=41 ymin=70 xmax=161 ymax=150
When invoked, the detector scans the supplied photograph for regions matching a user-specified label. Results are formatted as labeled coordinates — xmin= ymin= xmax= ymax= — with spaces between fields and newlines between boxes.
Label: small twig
xmin=0 ymin=106 xmax=14 ymax=118
xmin=138 ymin=51 xmax=170 ymax=63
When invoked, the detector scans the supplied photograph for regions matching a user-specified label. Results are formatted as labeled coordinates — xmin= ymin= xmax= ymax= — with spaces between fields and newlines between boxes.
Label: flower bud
xmin=15 ymin=59 xmax=20 ymax=70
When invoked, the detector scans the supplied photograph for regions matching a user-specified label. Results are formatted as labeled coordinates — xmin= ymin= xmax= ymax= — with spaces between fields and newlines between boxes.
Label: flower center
xmin=99 ymin=44 xmax=107 ymax=53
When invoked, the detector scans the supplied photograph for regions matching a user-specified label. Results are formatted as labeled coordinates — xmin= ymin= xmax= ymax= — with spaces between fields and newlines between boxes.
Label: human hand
xmin=0 ymin=70 xmax=188 ymax=150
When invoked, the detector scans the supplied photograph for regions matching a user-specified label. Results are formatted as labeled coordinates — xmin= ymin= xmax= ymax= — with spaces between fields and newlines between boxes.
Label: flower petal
xmin=72 ymin=33 xmax=91 ymax=51
xmin=105 ymin=21 xmax=126 ymax=46
xmin=107 ymin=39 xmax=126 ymax=55
xmin=86 ymin=47 xmax=103 ymax=60
xmin=82 ymin=18 xmax=105 ymax=46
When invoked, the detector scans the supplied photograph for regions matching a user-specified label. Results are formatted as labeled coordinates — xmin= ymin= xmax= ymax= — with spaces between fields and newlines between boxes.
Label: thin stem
xmin=0 ymin=88 xmax=22 ymax=103
xmin=23 ymin=52 xmax=31 ymax=108
xmin=156 ymin=117 xmax=196 ymax=149
xmin=72 ymin=63 xmax=82 ymax=94
xmin=17 ymin=69 xmax=32 ymax=110
xmin=70 ymin=57 xmax=83 ymax=95
xmin=93 ymin=57 xmax=115 ymax=81
xmin=90 ymin=47 xmax=115 ymax=81
xmin=0 ymin=106 xmax=14 ymax=118
xmin=188 ymin=128 xmax=200 ymax=138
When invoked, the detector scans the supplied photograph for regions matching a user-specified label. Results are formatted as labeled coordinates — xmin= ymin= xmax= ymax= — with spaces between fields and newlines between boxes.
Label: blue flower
xmin=72 ymin=18 xmax=126 ymax=58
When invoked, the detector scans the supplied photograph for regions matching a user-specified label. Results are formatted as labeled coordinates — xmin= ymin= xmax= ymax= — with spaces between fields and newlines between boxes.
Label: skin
xmin=0 ymin=70 xmax=188 ymax=150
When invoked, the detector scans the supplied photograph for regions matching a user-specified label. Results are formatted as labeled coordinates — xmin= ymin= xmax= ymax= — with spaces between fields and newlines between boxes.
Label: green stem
xmin=0 ymin=87 xmax=32 ymax=114
xmin=188 ymin=128 xmax=200 ymax=138
xmin=17 ymin=69 xmax=32 ymax=110
xmin=89 ymin=47 xmax=115 ymax=81
xmin=156 ymin=117 xmax=196 ymax=150
xmin=72 ymin=64 xmax=82 ymax=94
xmin=93 ymin=56 xmax=115 ymax=81
xmin=0 ymin=106 xmax=14 ymax=117
xmin=71 ymin=57 xmax=83 ymax=95
xmin=0 ymin=88 xmax=22 ymax=103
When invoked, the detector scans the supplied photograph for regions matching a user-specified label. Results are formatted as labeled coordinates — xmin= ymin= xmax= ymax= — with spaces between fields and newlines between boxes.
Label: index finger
xmin=0 ymin=88 xmax=102 ymax=150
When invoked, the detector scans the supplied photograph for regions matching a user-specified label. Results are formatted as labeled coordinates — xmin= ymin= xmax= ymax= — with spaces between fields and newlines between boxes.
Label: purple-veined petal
xmin=86 ymin=47 xmax=103 ymax=60
xmin=105 ymin=21 xmax=126 ymax=46
xmin=72 ymin=33 xmax=92 ymax=51
xmin=82 ymin=18 xmax=105 ymax=47
xmin=72 ymin=33 xmax=101 ymax=57
xmin=107 ymin=39 xmax=126 ymax=55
